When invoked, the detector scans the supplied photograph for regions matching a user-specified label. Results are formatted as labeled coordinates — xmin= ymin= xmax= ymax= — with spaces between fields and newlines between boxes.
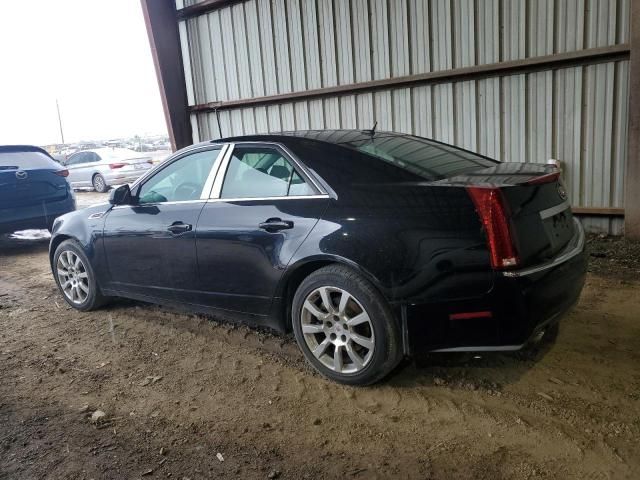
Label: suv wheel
xmin=292 ymin=265 xmax=402 ymax=385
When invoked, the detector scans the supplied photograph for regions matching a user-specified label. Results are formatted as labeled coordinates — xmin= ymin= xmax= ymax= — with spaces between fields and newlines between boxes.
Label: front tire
xmin=292 ymin=265 xmax=402 ymax=385
xmin=53 ymin=240 xmax=107 ymax=311
xmin=92 ymin=173 xmax=108 ymax=193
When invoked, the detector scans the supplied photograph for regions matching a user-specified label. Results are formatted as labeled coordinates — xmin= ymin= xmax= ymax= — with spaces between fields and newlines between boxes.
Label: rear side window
xmin=0 ymin=151 xmax=59 ymax=171
xmin=220 ymin=147 xmax=315 ymax=199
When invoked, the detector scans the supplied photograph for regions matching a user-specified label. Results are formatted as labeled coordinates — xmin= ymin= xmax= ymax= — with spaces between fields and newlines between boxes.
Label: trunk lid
xmin=434 ymin=162 xmax=575 ymax=268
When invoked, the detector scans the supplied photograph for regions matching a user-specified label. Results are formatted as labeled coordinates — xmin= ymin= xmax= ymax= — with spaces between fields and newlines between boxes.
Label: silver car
xmin=63 ymin=148 xmax=154 ymax=192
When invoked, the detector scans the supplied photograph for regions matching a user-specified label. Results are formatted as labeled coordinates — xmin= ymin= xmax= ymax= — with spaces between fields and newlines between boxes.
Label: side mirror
xmin=108 ymin=184 xmax=132 ymax=205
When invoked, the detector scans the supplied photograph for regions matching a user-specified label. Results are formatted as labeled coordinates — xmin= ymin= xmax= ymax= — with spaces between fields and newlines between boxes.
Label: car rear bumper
xmin=0 ymin=194 xmax=76 ymax=234
xmin=405 ymin=219 xmax=587 ymax=353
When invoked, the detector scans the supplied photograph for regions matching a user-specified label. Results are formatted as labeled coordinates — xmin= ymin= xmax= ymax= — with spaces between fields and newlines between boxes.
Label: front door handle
xmin=167 ymin=222 xmax=192 ymax=234
xmin=259 ymin=218 xmax=294 ymax=232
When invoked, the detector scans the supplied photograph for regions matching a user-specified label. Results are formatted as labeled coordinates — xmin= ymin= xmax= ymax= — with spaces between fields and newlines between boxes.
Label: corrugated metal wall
xmin=177 ymin=0 xmax=630 ymax=234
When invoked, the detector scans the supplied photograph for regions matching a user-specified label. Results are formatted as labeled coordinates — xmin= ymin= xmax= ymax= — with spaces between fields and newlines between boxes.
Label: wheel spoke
xmin=61 ymin=279 xmax=71 ymax=289
xmin=346 ymin=343 xmax=364 ymax=369
xmin=334 ymin=345 xmax=344 ymax=372
xmin=303 ymin=300 xmax=326 ymax=320
xmin=78 ymin=281 xmax=89 ymax=294
xmin=74 ymin=255 xmax=81 ymax=268
xmin=77 ymin=271 xmax=88 ymax=279
xmin=312 ymin=338 xmax=330 ymax=359
xmin=346 ymin=311 xmax=370 ymax=327
xmin=57 ymin=268 xmax=68 ymax=277
xmin=302 ymin=323 xmax=324 ymax=334
xmin=338 ymin=290 xmax=351 ymax=315
xmin=66 ymin=251 xmax=74 ymax=267
xmin=350 ymin=332 xmax=373 ymax=350
xmin=318 ymin=287 xmax=334 ymax=313
xmin=59 ymin=256 xmax=69 ymax=269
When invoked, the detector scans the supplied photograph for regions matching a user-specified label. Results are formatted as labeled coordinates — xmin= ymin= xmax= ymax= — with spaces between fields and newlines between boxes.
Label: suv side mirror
xmin=109 ymin=184 xmax=132 ymax=205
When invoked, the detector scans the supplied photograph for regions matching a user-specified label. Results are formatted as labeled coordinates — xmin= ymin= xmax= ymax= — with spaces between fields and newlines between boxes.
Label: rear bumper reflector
xmin=449 ymin=311 xmax=493 ymax=320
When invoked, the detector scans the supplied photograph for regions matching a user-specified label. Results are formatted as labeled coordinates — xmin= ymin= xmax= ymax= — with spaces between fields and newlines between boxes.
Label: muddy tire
xmin=53 ymin=239 xmax=107 ymax=311
xmin=292 ymin=265 xmax=402 ymax=385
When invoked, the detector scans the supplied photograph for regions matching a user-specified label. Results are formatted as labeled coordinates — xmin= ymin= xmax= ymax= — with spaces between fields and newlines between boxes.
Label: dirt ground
xmin=1 ymin=195 xmax=639 ymax=479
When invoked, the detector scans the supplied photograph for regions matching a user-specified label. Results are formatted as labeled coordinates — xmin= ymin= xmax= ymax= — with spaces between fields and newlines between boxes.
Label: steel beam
xmin=626 ymin=0 xmax=640 ymax=238
xmin=176 ymin=0 xmax=245 ymax=20
xmin=572 ymin=207 xmax=624 ymax=217
xmin=188 ymin=44 xmax=629 ymax=113
xmin=141 ymin=0 xmax=192 ymax=151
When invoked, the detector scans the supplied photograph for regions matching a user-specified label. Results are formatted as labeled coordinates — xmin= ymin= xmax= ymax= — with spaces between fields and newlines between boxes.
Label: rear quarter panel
xmin=285 ymin=186 xmax=493 ymax=305
xmin=278 ymin=137 xmax=494 ymax=305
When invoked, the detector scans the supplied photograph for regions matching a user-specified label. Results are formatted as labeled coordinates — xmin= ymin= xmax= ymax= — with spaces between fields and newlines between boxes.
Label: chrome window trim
xmin=200 ymin=144 xmax=229 ymax=199
xmin=111 ymin=199 xmax=207 ymax=210
xmin=539 ymin=201 xmax=570 ymax=220
xmin=208 ymin=141 xmax=327 ymax=200
xmin=206 ymin=194 xmax=330 ymax=203
xmin=502 ymin=218 xmax=584 ymax=278
xmin=209 ymin=143 xmax=235 ymax=199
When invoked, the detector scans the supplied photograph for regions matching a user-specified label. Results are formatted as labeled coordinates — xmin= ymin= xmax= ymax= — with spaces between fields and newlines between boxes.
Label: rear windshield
xmin=0 ymin=151 xmax=59 ymax=171
xmin=343 ymin=134 xmax=497 ymax=180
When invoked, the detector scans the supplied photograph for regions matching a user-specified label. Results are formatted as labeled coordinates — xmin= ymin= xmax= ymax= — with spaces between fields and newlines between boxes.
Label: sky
xmin=0 ymin=0 xmax=167 ymax=145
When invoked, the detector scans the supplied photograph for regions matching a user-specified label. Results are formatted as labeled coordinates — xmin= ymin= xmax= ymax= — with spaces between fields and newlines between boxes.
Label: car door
xmin=101 ymin=145 xmax=224 ymax=301
xmin=65 ymin=152 xmax=90 ymax=186
xmin=194 ymin=143 xmax=329 ymax=316
xmin=83 ymin=151 xmax=103 ymax=178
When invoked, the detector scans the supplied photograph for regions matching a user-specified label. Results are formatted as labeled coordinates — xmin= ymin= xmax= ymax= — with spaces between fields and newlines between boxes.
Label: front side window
xmin=220 ymin=147 xmax=315 ymax=199
xmin=138 ymin=148 xmax=220 ymax=204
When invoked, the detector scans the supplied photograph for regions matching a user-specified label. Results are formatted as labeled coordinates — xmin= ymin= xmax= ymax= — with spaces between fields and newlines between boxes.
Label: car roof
xmin=214 ymin=129 xmax=403 ymax=147
xmin=0 ymin=145 xmax=51 ymax=156
xmin=75 ymin=147 xmax=142 ymax=157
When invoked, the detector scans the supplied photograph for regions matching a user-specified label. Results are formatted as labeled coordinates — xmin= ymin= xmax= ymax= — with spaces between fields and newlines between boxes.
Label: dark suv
xmin=0 ymin=145 xmax=76 ymax=234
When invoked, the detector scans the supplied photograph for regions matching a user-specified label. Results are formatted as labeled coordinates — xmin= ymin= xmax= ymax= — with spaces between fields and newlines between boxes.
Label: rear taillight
xmin=109 ymin=163 xmax=126 ymax=169
xmin=466 ymin=186 xmax=519 ymax=270
xmin=55 ymin=169 xmax=69 ymax=177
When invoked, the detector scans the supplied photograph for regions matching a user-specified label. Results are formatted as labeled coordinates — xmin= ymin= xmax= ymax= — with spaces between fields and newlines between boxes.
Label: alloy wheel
xmin=93 ymin=175 xmax=106 ymax=192
xmin=56 ymin=250 xmax=90 ymax=304
xmin=300 ymin=286 xmax=375 ymax=374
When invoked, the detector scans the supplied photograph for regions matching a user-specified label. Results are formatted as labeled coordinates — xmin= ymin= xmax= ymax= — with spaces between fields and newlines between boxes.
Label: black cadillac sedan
xmin=49 ymin=130 xmax=586 ymax=385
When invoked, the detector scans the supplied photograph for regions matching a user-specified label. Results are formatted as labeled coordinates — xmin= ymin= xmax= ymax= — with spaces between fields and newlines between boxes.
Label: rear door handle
xmin=259 ymin=218 xmax=294 ymax=232
xmin=167 ymin=222 xmax=192 ymax=234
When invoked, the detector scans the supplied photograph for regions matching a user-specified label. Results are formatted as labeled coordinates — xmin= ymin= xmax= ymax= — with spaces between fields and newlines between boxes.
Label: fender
xmin=49 ymin=203 xmax=112 ymax=287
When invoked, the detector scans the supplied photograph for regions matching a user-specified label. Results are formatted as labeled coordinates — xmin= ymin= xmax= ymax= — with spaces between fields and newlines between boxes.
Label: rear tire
xmin=53 ymin=239 xmax=107 ymax=311
xmin=92 ymin=174 xmax=108 ymax=193
xmin=292 ymin=265 xmax=402 ymax=385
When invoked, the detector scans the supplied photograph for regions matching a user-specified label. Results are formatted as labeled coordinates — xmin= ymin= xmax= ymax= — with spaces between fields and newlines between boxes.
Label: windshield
xmin=343 ymin=134 xmax=497 ymax=180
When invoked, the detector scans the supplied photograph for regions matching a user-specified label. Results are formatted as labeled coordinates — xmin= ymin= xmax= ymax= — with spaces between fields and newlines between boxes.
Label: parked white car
xmin=63 ymin=148 xmax=153 ymax=192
